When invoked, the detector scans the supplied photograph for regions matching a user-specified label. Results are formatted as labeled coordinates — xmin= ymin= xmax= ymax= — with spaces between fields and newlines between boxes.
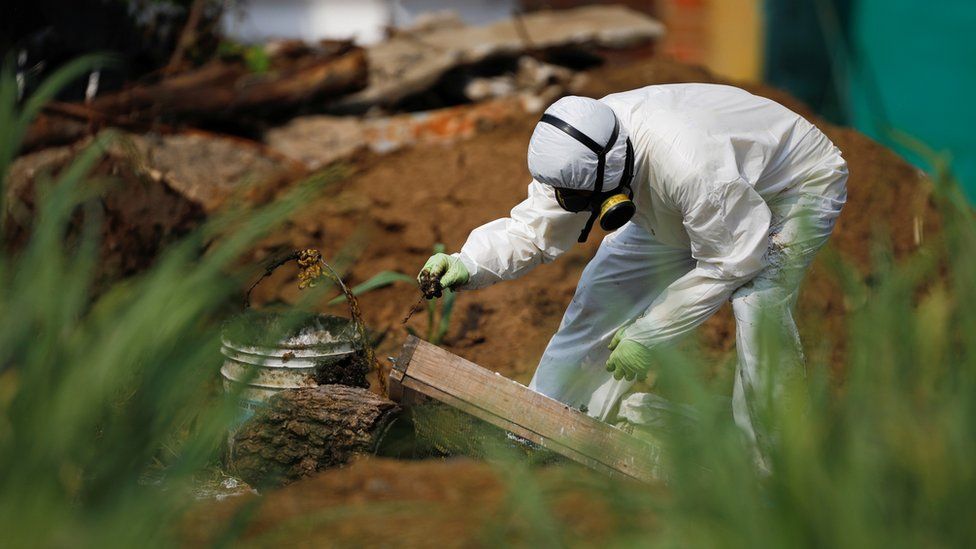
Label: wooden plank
xmin=389 ymin=336 xmax=658 ymax=483
xmin=397 ymin=375 xmax=632 ymax=480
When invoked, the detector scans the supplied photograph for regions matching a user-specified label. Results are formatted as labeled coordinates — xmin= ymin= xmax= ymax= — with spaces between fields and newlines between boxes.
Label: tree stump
xmin=228 ymin=385 xmax=401 ymax=487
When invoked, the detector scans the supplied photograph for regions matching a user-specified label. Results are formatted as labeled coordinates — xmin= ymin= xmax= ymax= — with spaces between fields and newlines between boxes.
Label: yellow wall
xmin=705 ymin=0 xmax=764 ymax=81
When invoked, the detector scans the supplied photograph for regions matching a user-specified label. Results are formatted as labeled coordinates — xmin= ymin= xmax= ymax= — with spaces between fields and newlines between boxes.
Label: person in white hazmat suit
xmin=417 ymin=84 xmax=847 ymax=445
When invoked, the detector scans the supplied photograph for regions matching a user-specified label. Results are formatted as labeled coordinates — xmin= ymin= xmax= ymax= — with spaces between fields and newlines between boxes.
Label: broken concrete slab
xmin=267 ymin=97 xmax=530 ymax=170
xmin=331 ymin=5 xmax=664 ymax=112
xmin=463 ymin=55 xmax=585 ymax=103
xmin=265 ymin=116 xmax=367 ymax=171
xmin=124 ymin=131 xmax=306 ymax=212
xmin=13 ymin=130 xmax=306 ymax=214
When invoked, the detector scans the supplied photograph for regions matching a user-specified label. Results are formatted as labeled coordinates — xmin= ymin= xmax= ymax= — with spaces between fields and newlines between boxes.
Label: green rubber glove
xmin=418 ymin=253 xmax=469 ymax=290
xmin=606 ymin=331 xmax=654 ymax=382
xmin=609 ymin=324 xmax=629 ymax=350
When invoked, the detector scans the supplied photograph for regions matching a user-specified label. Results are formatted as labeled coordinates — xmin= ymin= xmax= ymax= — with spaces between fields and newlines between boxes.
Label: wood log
xmin=230 ymin=50 xmax=368 ymax=110
xmin=87 ymin=48 xmax=368 ymax=120
xmin=87 ymin=62 xmax=239 ymax=117
xmin=228 ymin=385 xmax=401 ymax=488
xmin=23 ymin=47 xmax=368 ymax=151
xmin=390 ymin=336 xmax=660 ymax=483
xmin=21 ymin=112 xmax=91 ymax=151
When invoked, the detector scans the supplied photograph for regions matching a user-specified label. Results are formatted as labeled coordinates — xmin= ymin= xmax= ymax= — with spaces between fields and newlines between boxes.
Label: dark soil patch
xmin=4 ymin=144 xmax=206 ymax=282
xmin=315 ymin=350 xmax=370 ymax=389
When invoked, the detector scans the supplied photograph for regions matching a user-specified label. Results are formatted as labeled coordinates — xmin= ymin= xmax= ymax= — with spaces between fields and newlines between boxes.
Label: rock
xmin=228 ymin=385 xmax=401 ymax=487
xmin=265 ymin=116 xmax=367 ymax=170
xmin=267 ymin=98 xmax=527 ymax=169
xmin=120 ymin=131 xmax=306 ymax=213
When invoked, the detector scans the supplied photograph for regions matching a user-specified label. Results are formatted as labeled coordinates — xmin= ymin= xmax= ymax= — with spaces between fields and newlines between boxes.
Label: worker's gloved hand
xmin=418 ymin=253 xmax=469 ymax=292
xmin=606 ymin=334 xmax=654 ymax=382
xmin=609 ymin=324 xmax=630 ymax=350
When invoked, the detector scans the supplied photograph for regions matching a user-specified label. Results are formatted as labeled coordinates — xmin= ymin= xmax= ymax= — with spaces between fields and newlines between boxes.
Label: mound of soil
xmin=183 ymin=457 xmax=654 ymax=547
xmin=6 ymin=130 xmax=305 ymax=281
xmin=248 ymin=56 xmax=937 ymax=386
xmin=5 ymin=138 xmax=206 ymax=280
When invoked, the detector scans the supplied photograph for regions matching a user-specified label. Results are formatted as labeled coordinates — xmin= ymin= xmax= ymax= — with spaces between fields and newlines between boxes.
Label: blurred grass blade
xmin=433 ymin=289 xmax=456 ymax=345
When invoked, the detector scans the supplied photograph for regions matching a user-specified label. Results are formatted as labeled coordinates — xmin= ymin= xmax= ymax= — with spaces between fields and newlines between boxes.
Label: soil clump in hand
xmin=419 ymin=270 xmax=444 ymax=299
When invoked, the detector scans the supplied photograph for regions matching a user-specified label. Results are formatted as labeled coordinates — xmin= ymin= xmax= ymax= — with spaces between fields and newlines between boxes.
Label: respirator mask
xmin=539 ymin=113 xmax=636 ymax=243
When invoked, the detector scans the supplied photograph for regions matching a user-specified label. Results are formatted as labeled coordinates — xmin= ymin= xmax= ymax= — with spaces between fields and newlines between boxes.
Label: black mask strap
xmin=539 ymin=113 xmax=620 ymax=241
xmin=539 ymin=114 xmax=606 ymax=155
xmin=623 ymin=138 xmax=635 ymax=199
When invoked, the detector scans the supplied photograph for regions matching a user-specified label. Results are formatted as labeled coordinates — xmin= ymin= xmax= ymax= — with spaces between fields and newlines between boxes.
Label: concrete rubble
xmin=265 ymin=6 xmax=662 ymax=169
xmin=331 ymin=5 xmax=665 ymax=112
xmin=267 ymin=98 xmax=532 ymax=170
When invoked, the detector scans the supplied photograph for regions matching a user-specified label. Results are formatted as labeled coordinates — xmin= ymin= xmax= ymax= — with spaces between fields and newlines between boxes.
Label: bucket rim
xmin=220 ymin=343 xmax=357 ymax=364
xmin=221 ymin=311 xmax=362 ymax=351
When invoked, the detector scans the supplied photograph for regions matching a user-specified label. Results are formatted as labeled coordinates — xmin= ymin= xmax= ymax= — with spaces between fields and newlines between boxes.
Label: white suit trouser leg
xmin=529 ymin=223 xmax=695 ymax=421
xmin=730 ymin=187 xmax=846 ymax=450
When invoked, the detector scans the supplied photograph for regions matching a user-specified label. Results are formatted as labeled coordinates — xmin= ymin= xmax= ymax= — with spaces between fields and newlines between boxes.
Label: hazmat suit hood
xmin=527 ymin=96 xmax=630 ymax=191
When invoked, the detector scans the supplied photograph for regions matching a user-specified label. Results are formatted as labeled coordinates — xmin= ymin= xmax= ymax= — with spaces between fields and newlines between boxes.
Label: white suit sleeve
xmin=455 ymin=181 xmax=588 ymax=289
xmin=622 ymin=178 xmax=771 ymax=348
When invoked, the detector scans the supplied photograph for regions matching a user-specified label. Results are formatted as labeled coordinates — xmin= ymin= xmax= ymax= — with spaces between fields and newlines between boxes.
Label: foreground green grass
xmin=0 ymin=59 xmax=335 ymax=547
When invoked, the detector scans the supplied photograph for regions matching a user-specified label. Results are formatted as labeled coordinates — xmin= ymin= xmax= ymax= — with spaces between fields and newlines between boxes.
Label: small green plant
xmin=404 ymin=244 xmax=457 ymax=345
xmin=216 ymin=40 xmax=270 ymax=73
xmin=324 ymin=243 xmax=458 ymax=346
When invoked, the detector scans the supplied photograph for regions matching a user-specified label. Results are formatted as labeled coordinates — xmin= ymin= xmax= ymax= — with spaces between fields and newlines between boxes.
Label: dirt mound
xmin=183 ymin=457 xmax=650 ymax=546
xmin=247 ymin=56 xmax=937 ymax=385
xmin=7 ymin=130 xmax=306 ymax=281
xmin=5 ymin=138 xmax=207 ymax=280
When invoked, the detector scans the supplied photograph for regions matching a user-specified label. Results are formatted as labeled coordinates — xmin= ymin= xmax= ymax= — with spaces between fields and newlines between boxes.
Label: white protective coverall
xmin=452 ymin=84 xmax=848 ymax=441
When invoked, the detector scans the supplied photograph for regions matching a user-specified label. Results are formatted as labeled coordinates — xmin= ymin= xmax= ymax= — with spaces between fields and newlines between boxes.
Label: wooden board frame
xmin=389 ymin=336 xmax=658 ymax=483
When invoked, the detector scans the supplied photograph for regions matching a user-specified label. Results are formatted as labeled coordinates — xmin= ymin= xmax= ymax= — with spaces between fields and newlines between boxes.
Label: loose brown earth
xmin=184 ymin=457 xmax=656 ymax=547
xmin=205 ymin=56 xmax=939 ymax=545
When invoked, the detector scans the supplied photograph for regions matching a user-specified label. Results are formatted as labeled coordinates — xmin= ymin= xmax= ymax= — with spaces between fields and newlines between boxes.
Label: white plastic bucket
xmin=220 ymin=312 xmax=361 ymax=417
